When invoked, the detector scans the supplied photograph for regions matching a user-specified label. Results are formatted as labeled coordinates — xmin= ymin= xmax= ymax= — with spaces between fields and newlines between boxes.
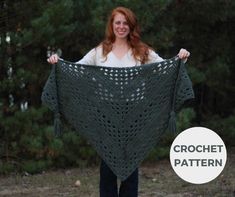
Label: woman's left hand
xmin=178 ymin=48 xmax=190 ymax=60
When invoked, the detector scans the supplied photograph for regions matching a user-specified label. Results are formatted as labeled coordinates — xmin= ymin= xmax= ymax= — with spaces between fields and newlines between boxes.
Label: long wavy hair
xmin=100 ymin=7 xmax=151 ymax=64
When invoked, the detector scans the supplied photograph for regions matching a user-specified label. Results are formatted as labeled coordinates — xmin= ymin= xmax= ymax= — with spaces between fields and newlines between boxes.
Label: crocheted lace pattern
xmin=41 ymin=56 xmax=194 ymax=180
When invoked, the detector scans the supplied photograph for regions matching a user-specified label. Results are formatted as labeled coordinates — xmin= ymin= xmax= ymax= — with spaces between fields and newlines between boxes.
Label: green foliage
xmin=0 ymin=162 xmax=15 ymax=174
xmin=54 ymin=130 xmax=99 ymax=168
xmin=146 ymin=146 xmax=170 ymax=162
xmin=176 ymin=108 xmax=196 ymax=132
xmin=202 ymin=114 xmax=235 ymax=146
xmin=30 ymin=0 xmax=75 ymax=45
xmin=0 ymin=106 xmax=98 ymax=174
xmin=22 ymin=160 xmax=50 ymax=174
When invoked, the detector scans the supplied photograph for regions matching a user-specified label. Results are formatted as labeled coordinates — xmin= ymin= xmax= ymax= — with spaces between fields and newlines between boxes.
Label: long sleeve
xmin=76 ymin=48 xmax=97 ymax=65
xmin=147 ymin=50 xmax=187 ymax=64
xmin=147 ymin=50 xmax=164 ymax=63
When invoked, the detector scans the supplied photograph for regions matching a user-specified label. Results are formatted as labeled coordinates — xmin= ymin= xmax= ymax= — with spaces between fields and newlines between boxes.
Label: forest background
xmin=0 ymin=0 xmax=235 ymax=174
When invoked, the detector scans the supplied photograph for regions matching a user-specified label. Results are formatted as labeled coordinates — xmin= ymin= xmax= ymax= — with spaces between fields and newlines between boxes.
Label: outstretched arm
xmin=47 ymin=48 xmax=97 ymax=65
xmin=148 ymin=48 xmax=190 ymax=64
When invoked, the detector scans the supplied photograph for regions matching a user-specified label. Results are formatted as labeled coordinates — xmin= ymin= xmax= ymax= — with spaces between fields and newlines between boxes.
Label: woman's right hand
xmin=47 ymin=54 xmax=59 ymax=64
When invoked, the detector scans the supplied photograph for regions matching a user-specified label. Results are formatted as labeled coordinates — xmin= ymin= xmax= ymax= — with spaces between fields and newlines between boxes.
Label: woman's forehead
xmin=113 ymin=13 xmax=127 ymax=21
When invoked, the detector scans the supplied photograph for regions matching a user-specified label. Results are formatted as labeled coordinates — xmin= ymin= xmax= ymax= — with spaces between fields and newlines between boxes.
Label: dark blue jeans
xmin=99 ymin=160 xmax=138 ymax=197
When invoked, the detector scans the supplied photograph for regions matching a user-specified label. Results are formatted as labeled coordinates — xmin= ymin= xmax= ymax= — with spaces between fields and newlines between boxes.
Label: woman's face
xmin=112 ymin=13 xmax=130 ymax=40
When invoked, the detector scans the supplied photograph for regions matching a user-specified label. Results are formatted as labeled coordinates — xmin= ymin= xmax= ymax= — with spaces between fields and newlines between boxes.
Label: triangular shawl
xmin=41 ymin=56 xmax=194 ymax=180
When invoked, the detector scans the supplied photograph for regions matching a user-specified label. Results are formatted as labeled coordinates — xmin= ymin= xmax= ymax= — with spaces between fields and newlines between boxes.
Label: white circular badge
xmin=170 ymin=127 xmax=227 ymax=184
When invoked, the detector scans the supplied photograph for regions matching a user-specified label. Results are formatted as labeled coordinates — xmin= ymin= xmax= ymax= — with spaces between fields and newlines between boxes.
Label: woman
xmin=47 ymin=6 xmax=190 ymax=197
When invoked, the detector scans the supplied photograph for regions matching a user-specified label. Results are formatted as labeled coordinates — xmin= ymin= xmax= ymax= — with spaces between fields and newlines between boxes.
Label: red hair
xmin=100 ymin=7 xmax=151 ymax=64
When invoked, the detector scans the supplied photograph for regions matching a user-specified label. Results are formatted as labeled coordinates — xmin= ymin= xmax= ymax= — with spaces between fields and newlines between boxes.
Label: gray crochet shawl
xmin=41 ymin=56 xmax=194 ymax=180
